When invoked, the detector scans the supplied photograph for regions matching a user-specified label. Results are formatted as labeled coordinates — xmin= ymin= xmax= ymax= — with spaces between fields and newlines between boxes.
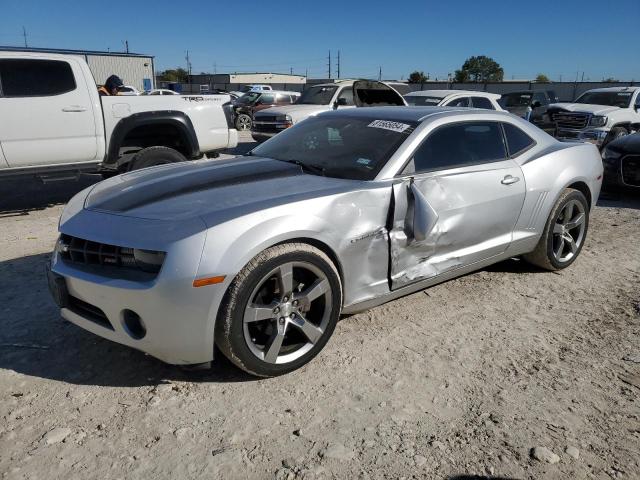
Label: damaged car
xmin=48 ymin=107 xmax=603 ymax=377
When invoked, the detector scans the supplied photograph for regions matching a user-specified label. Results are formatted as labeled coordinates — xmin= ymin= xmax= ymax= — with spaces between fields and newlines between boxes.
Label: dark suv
xmin=499 ymin=90 xmax=558 ymax=132
xmin=232 ymin=91 xmax=299 ymax=131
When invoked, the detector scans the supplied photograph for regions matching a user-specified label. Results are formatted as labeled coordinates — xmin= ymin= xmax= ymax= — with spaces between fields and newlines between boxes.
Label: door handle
xmin=62 ymin=106 xmax=87 ymax=112
xmin=501 ymin=175 xmax=520 ymax=185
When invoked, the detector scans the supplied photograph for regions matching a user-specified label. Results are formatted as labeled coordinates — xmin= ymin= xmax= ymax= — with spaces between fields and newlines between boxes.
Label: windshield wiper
xmin=278 ymin=159 xmax=326 ymax=176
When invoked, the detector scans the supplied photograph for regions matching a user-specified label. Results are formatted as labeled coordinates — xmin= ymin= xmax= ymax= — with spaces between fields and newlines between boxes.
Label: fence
xmin=160 ymin=80 xmax=639 ymax=102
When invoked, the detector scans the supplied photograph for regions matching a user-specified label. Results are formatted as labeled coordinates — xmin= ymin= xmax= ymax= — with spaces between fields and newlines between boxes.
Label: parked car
xmin=548 ymin=87 xmax=640 ymax=148
xmin=251 ymin=80 xmax=406 ymax=142
xmin=143 ymin=89 xmax=179 ymax=96
xmin=232 ymin=91 xmax=300 ymax=131
xmin=0 ymin=52 xmax=238 ymax=179
xmin=48 ymin=107 xmax=602 ymax=376
xmin=230 ymin=84 xmax=273 ymax=97
xmin=118 ymin=85 xmax=141 ymax=96
xmin=499 ymin=90 xmax=558 ymax=132
xmin=404 ymin=90 xmax=504 ymax=110
xmin=601 ymin=130 xmax=640 ymax=191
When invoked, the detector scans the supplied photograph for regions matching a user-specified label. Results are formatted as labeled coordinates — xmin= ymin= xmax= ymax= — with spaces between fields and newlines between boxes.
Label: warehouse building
xmin=173 ymin=72 xmax=307 ymax=94
xmin=0 ymin=46 xmax=155 ymax=91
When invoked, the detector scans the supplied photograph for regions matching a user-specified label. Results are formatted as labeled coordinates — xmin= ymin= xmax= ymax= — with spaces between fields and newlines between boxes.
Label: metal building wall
xmin=86 ymin=55 xmax=154 ymax=91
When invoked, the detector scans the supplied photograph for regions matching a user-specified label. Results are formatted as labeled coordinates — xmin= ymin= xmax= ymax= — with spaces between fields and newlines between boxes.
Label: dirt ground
xmin=1 ymin=145 xmax=639 ymax=479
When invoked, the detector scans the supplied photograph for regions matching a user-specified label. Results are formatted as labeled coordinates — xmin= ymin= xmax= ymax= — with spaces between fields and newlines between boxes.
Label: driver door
xmin=389 ymin=121 xmax=526 ymax=289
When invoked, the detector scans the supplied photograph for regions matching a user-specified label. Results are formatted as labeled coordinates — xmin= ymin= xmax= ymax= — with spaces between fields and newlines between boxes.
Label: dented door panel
xmin=389 ymin=160 xmax=526 ymax=289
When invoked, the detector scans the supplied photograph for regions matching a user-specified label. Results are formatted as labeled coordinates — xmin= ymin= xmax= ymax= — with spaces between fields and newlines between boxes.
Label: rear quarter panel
xmin=508 ymin=142 xmax=603 ymax=255
xmin=101 ymin=95 xmax=236 ymax=152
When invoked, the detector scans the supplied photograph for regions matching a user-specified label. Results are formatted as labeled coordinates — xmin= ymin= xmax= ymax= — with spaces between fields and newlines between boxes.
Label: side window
xmin=258 ymin=94 xmax=275 ymax=104
xmin=408 ymin=122 xmax=507 ymax=174
xmin=502 ymin=123 xmax=535 ymax=157
xmin=445 ymin=96 xmax=470 ymax=108
xmin=533 ymin=92 xmax=547 ymax=105
xmin=0 ymin=59 xmax=76 ymax=97
xmin=471 ymin=96 xmax=495 ymax=110
xmin=337 ymin=87 xmax=354 ymax=106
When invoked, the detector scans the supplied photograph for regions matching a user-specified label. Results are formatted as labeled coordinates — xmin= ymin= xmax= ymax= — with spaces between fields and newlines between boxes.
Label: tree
xmin=408 ymin=71 xmax=429 ymax=84
xmin=158 ymin=68 xmax=189 ymax=83
xmin=603 ymin=77 xmax=619 ymax=83
xmin=454 ymin=56 xmax=504 ymax=83
xmin=535 ymin=74 xmax=550 ymax=83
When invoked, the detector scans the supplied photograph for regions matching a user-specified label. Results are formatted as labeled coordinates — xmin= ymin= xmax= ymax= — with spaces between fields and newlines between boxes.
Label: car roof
xmin=318 ymin=105 xmax=512 ymax=123
xmin=582 ymin=86 xmax=639 ymax=93
xmin=405 ymin=89 xmax=500 ymax=99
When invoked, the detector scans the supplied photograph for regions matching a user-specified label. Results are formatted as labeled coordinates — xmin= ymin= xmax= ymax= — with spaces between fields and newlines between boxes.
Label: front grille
xmin=68 ymin=295 xmax=113 ymax=330
xmin=60 ymin=234 xmax=138 ymax=268
xmin=551 ymin=111 xmax=591 ymax=129
xmin=255 ymin=115 xmax=278 ymax=123
xmin=58 ymin=235 xmax=164 ymax=277
xmin=621 ymin=155 xmax=640 ymax=187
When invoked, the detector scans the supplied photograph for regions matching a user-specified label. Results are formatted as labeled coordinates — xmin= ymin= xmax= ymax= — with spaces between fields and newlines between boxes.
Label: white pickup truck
xmin=548 ymin=86 xmax=640 ymax=149
xmin=0 ymin=52 xmax=238 ymax=179
xmin=251 ymin=80 xmax=406 ymax=142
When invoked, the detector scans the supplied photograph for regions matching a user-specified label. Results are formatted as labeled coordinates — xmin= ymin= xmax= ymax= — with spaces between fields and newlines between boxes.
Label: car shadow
xmin=447 ymin=476 xmax=520 ymax=480
xmin=0 ymin=253 xmax=257 ymax=387
xmin=598 ymin=189 xmax=640 ymax=209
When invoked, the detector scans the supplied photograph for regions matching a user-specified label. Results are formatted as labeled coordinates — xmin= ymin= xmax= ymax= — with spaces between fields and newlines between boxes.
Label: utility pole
xmin=336 ymin=50 xmax=340 ymax=79
xmin=378 ymin=66 xmax=382 ymax=81
xmin=581 ymin=72 xmax=585 ymax=82
xmin=124 ymin=40 xmax=129 ymax=53
xmin=327 ymin=50 xmax=332 ymax=79
xmin=185 ymin=50 xmax=192 ymax=84
xmin=290 ymin=67 xmax=293 ymax=75
xmin=22 ymin=26 xmax=28 ymax=47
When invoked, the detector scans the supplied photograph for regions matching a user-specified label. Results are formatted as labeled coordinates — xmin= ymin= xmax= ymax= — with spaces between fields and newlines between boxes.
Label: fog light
xmin=122 ymin=309 xmax=146 ymax=339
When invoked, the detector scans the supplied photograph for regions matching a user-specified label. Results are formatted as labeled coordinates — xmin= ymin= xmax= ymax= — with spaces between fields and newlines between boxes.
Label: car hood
xmin=255 ymin=104 xmax=330 ymax=123
xmin=548 ymin=102 xmax=621 ymax=116
xmin=606 ymin=132 xmax=640 ymax=154
xmin=84 ymin=157 xmax=359 ymax=226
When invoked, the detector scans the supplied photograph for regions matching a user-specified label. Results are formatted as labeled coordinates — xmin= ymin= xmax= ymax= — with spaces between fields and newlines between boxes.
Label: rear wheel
xmin=523 ymin=188 xmax=589 ymax=270
xmin=215 ymin=243 xmax=342 ymax=377
xmin=127 ymin=146 xmax=187 ymax=171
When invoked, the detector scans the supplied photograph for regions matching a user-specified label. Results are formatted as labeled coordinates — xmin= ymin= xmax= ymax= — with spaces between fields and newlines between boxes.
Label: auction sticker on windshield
xmin=368 ymin=120 xmax=411 ymax=133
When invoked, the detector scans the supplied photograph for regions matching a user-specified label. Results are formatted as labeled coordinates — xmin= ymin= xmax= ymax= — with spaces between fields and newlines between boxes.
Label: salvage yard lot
xmin=1 ymin=144 xmax=639 ymax=478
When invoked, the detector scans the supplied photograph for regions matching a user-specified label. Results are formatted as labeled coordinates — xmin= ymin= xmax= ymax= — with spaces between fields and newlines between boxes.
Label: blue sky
xmin=1 ymin=0 xmax=639 ymax=81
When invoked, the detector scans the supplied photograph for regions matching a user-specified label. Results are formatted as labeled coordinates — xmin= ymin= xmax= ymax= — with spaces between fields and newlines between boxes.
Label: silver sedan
xmin=48 ymin=107 xmax=603 ymax=377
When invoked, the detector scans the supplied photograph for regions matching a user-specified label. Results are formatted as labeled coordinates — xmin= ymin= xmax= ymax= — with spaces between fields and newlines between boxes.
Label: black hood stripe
xmin=88 ymin=158 xmax=302 ymax=213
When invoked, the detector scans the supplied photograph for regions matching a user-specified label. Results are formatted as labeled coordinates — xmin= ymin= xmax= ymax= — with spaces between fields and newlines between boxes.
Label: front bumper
xmin=556 ymin=128 xmax=609 ymax=147
xmin=49 ymin=211 xmax=229 ymax=365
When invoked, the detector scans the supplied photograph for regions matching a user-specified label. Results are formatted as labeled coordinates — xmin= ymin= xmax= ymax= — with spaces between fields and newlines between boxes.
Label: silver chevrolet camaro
xmin=47 ymin=107 xmax=603 ymax=377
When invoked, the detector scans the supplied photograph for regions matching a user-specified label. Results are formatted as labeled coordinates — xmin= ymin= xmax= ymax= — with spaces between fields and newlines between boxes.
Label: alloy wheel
xmin=243 ymin=262 xmax=332 ymax=364
xmin=552 ymin=199 xmax=586 ymax=263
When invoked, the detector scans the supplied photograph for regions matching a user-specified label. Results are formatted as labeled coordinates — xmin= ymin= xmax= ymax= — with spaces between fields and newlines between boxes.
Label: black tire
xmin=127 ymin=146 xmax=187 ymax=172
xmin=215 ymin=243 xmax=342 ymax=377
xmin=235 ymin=113 xmax=252 ymax=131
xmin=523 ymin=188 xmax=589 ymax=271
xmin=602 ymin=126 xmax=628 ymax=148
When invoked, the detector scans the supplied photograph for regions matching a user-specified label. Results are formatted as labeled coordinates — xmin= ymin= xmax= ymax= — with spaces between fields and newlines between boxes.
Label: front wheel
xmin=235 ymin=114 xmax=252 ymax=131
xmin=215 ymin=243 xmax=342 ymax=377
xmin=523 ymin=188 xmax=589 ymax=270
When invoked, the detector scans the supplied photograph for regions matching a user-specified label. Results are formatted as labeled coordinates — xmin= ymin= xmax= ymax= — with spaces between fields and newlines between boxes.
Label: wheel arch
xmin=565 ymin=180 xmax=592 ymax=210
xmin=104 ymin=111 xmax=200 ymax=168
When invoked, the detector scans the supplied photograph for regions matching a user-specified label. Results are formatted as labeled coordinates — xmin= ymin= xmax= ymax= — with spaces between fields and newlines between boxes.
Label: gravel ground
xmin=1 ymin=145 xmax=639 ymax=479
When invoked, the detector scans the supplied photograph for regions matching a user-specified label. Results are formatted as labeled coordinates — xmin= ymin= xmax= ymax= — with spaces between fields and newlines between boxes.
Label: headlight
xmin=275 ymin=114 xmax=292 ymax=122
xmin=133 ymin=249 xmax=166 ymax=273
xmin=589 ymin=116 xmax=607 ymax=127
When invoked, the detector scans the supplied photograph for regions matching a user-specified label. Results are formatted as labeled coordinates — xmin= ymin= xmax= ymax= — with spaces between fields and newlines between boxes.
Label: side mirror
xmin=410 ymin=182 xmax=438 ymax=242
xmin=333 ymin=97 xmax=348 ymax=109
xmin=531 ymin=100 xmax=542 ymax=109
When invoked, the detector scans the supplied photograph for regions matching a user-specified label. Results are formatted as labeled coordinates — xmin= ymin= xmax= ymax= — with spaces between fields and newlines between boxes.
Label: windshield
xmin=501 ymin=92 xmax=533 ymax=107
xmin=236 ymin=92 xmax=260 ymax=104
xmin=404 ymin=95 xmax=443 ymax=106
xmin=250 ymin=116 xmax=416 ymax=180
xmin=574 ymin=91 xmax=632 ymax=108
xmin=296 ymin=86 xmax=339 ymax=105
